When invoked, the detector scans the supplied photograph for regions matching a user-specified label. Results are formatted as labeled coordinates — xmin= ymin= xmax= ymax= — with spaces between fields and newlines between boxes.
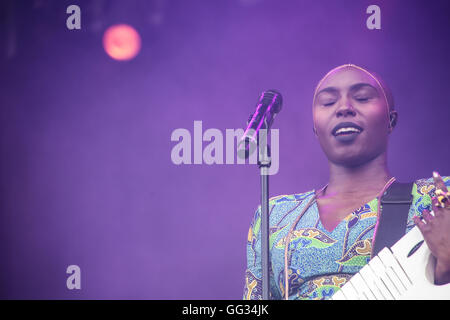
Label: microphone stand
xmin=239 ymin=90 xmax=281 ymax=300
xmin=257 ymin=123 xmax=271 ymax=300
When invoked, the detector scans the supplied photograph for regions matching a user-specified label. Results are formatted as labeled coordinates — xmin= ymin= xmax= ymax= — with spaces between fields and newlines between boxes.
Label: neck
xmin=322 ymin=152 xmax=393 ymax=198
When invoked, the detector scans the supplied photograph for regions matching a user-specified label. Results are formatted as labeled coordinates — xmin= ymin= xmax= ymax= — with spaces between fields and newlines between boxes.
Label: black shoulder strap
xmin=371 ymin=181 xmax=414 ymax=257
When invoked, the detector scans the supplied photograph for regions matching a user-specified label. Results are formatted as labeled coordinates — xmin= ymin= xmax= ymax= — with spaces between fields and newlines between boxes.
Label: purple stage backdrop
xmin=1 ymin=0 xmax=449 ymax=299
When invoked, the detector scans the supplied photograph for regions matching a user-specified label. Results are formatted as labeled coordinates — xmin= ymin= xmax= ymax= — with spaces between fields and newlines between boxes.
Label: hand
xmin=413 ymin=171 xmax=450 ymax=285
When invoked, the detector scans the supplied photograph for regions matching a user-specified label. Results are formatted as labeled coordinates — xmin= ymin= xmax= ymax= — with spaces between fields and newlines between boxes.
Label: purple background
xmin=1 ymin=0 xmax=449 ymax=299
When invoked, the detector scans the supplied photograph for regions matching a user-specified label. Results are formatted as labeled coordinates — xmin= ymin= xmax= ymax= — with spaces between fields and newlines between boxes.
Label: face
xmin=313 ymin=67 xmax=392 ymax=167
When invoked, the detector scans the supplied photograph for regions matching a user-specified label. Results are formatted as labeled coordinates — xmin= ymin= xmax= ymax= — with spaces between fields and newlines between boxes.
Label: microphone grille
xmin=260 ymin=89 xmax=283 ymax=114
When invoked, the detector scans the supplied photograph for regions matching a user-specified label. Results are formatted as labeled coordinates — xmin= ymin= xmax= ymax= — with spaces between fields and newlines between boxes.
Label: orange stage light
xmin=103 ymin=24 xmax=141 ymax=61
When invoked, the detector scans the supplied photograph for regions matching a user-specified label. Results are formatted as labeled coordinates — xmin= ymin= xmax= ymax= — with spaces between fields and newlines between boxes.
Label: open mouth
xmin=332 ymin=122 xmax=363 ymax=136
xmin=331 ymin=122 xmax=363 ymax=142
xmin=334 ymin=127 xmax=361 ymax=135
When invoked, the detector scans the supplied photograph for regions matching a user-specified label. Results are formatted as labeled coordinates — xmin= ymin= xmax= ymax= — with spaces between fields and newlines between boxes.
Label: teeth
xmin=335 ymin=127 xmax=361 ymax=135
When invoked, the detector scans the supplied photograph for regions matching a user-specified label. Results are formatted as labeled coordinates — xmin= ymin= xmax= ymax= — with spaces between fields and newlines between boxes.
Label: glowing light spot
xmin=103 ymin=24 xmax=141 ymax=61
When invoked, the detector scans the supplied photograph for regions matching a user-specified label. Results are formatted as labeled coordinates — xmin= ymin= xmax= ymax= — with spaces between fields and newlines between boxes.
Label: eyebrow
xmin=315 ymin=83 xmax=378 ymax=97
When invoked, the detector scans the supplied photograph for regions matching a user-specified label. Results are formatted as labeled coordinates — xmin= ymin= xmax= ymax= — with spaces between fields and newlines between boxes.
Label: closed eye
xmin=323 ymin=101 xmax=336 ymax=106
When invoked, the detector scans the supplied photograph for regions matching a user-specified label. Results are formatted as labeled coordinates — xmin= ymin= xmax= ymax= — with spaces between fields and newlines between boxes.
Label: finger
xmin=422 ymin=209 xmax=434 ymax=223
xmin=433 ymin=171 xmax=449 ymax=193
xmin=413 ymin=215 xmax=428 ymax=234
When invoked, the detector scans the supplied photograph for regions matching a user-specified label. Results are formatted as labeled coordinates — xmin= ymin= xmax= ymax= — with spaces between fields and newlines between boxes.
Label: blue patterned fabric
xmin=243 ymin=176 xmax=450 ymax=300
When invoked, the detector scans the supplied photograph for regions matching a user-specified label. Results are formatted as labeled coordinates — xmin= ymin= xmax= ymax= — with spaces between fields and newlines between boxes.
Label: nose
xmin=336 ymin=99 xmax=356 ymax=118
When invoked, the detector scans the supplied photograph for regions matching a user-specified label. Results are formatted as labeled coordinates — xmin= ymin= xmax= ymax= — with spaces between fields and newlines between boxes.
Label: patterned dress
xmin=243 ymin=176 xmax=450 ymax=300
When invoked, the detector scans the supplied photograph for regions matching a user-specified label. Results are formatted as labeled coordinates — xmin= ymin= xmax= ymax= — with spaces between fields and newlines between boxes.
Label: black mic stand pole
xmin=257 ymin=125 xmax=271 ymax=300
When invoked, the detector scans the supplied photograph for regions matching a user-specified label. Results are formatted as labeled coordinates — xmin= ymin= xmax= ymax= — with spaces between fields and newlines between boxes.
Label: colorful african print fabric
xmin=243 ymin=176 xmax=450 ymax=300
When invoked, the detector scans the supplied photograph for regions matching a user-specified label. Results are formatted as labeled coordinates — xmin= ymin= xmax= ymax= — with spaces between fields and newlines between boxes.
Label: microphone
xmin=237 ymin=90 xmax=283 ymax=159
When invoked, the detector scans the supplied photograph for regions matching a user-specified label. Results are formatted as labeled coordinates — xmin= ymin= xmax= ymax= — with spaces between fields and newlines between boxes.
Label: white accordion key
xmin=358 ymin=265 xmax=387 ymax=300
xmin=367 ymin=256 xmax=400 ymax=299
xmin=379 ymin=247 xmax=413 ymax=289
xmin=339 ymin=280 xmax=361 ymax=300
xmin=331 ymin=288 xmax=347 ymax=300
xmin=349 ymin=273 xmax=376 ymax=300
xmin=378 ymin=247 xmax=412 ymax=293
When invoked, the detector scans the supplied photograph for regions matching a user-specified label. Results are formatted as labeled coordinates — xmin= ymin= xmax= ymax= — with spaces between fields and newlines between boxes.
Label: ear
xmin=388 ymin=111 xmax=398 ymax=132
xmin=313 ymin=126 xmax=318 ymax=137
